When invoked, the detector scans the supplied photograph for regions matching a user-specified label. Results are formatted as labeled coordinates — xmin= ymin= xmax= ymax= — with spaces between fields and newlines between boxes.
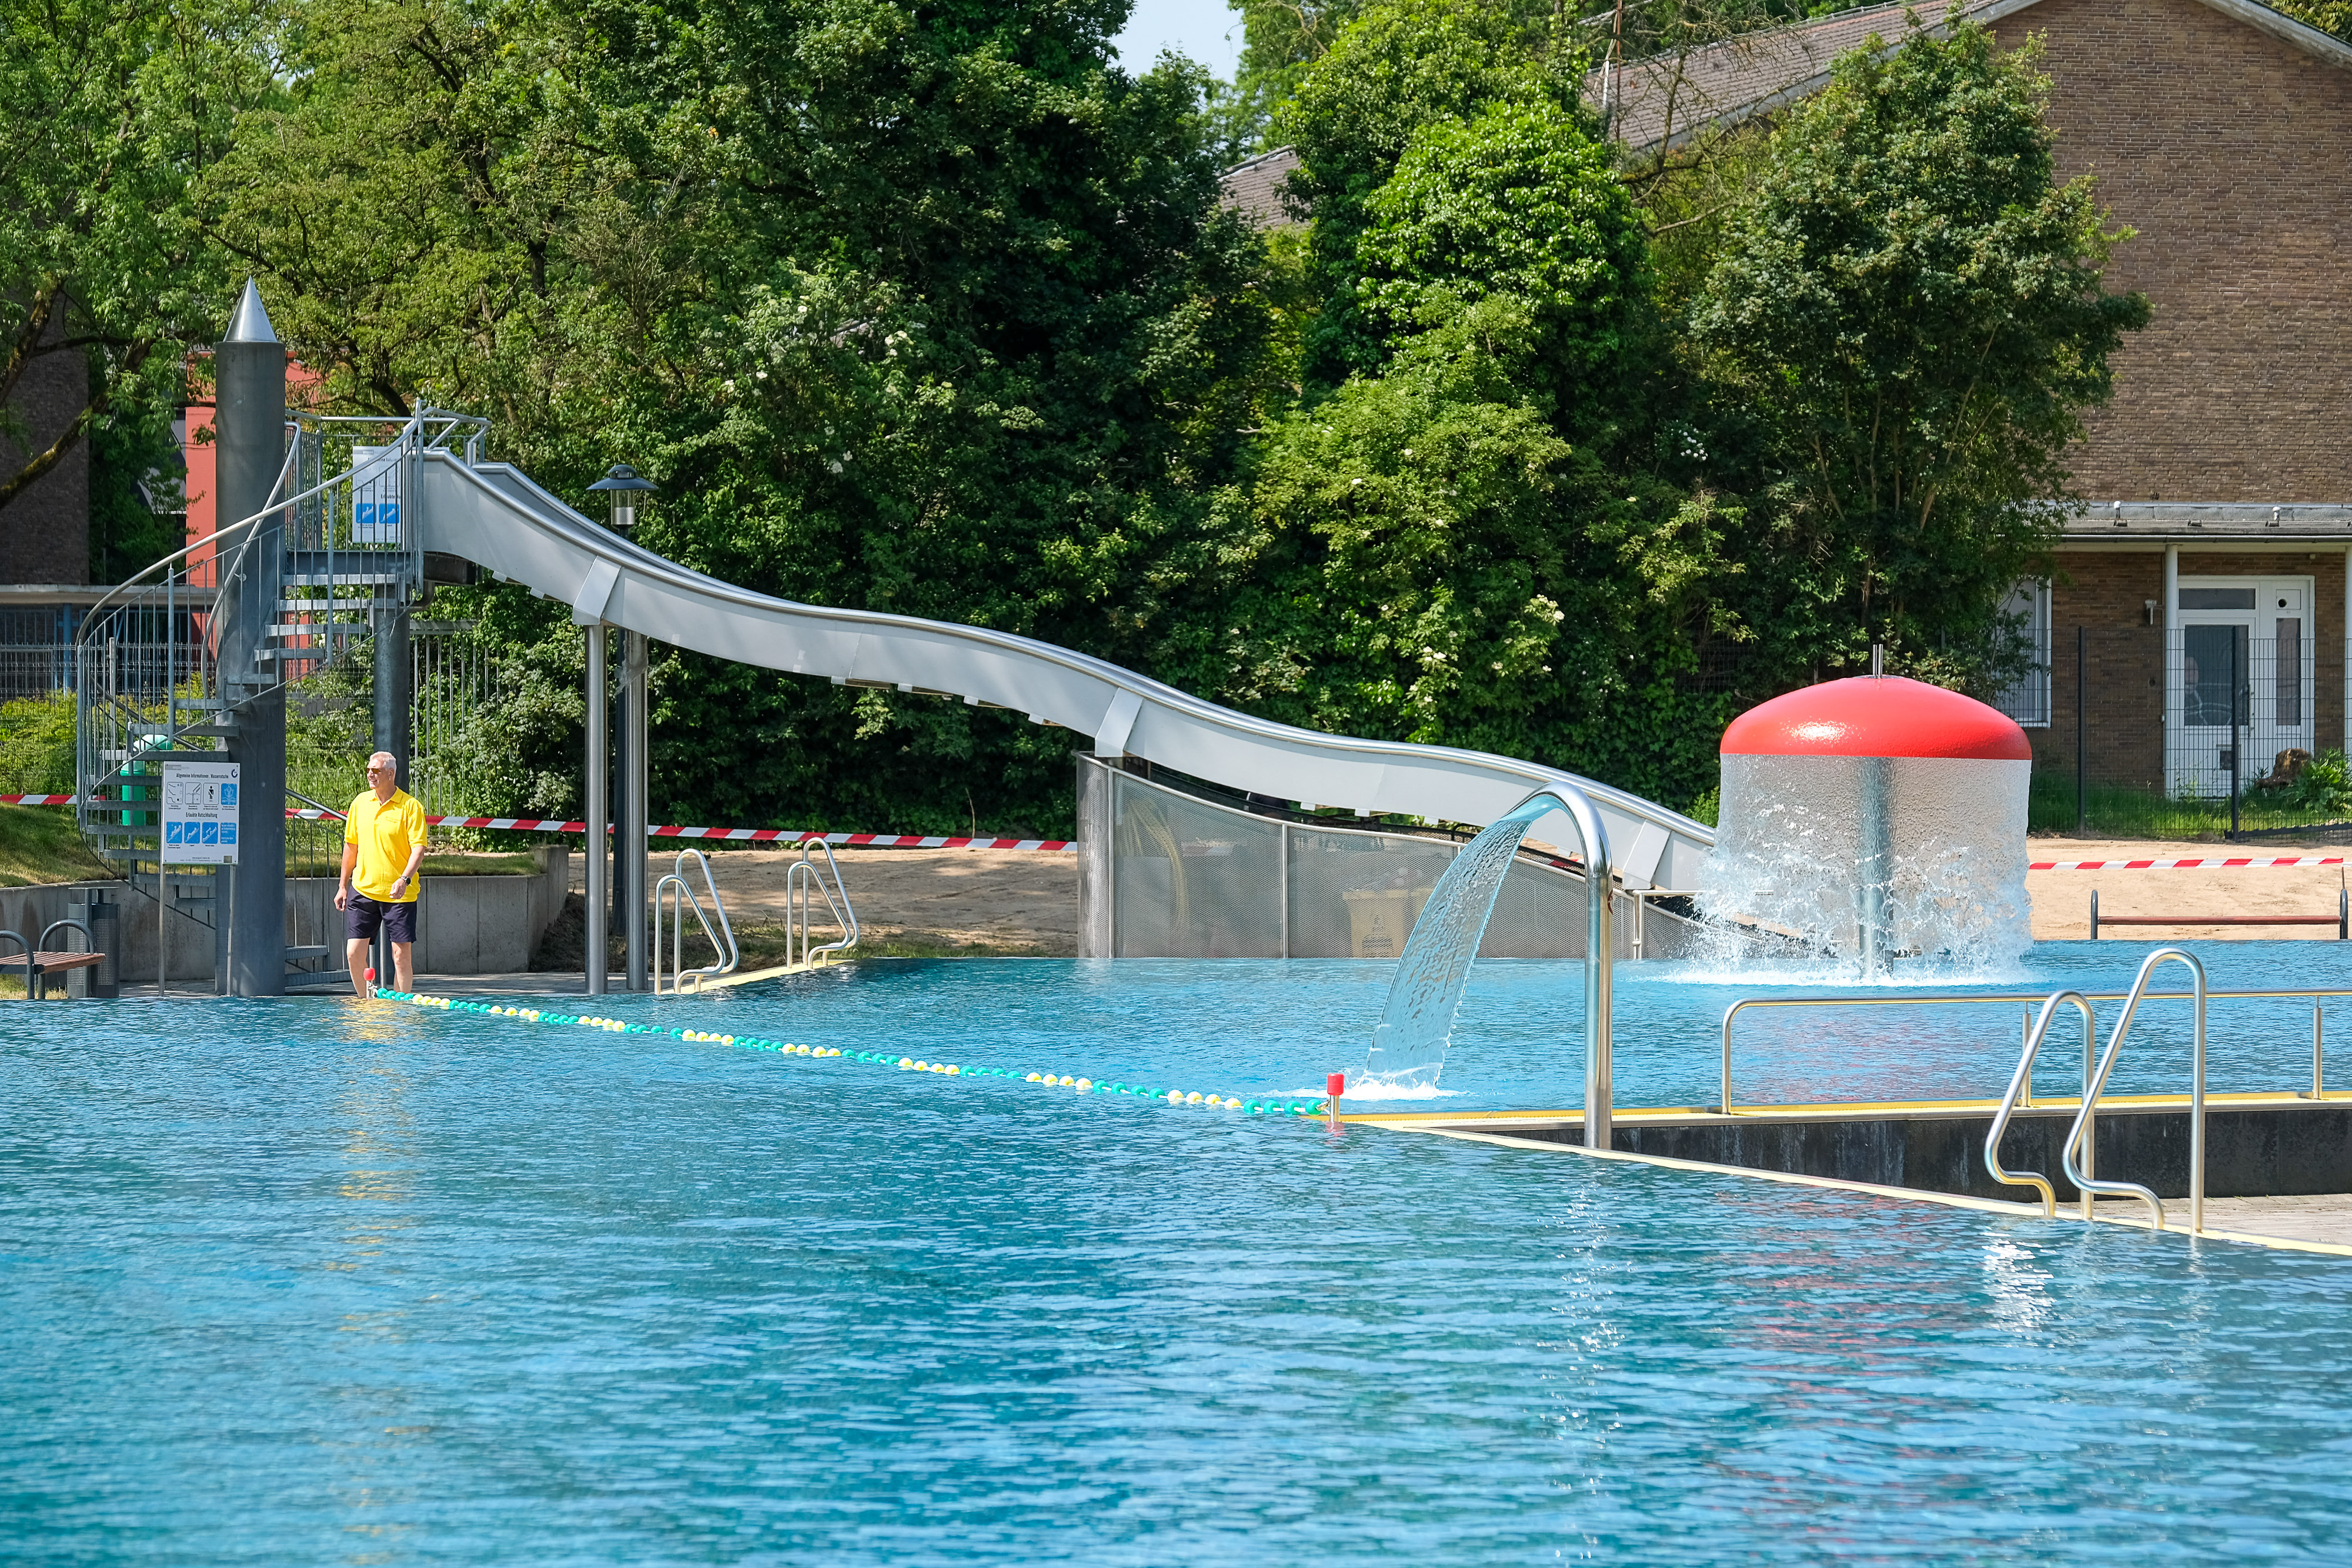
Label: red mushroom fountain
xmin=1705 ymin=669 xmax=2033 ymax=973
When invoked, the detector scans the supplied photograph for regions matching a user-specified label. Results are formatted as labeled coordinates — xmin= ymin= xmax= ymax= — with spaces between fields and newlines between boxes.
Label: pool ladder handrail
xmin=2059 ymin=947 xmax=2210 ymax=1235
xmin=653 ymin=848 xmax=740 ymax=996
xmin=1983 ymin=991 xmax=2100 ymax=1219
xmin=786 ymin=839 xmax=859 ymax=968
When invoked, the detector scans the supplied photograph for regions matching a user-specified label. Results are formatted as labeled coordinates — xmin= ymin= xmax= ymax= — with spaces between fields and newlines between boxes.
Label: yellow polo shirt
xmin=346 ymin=787 xmax=426 ymax=902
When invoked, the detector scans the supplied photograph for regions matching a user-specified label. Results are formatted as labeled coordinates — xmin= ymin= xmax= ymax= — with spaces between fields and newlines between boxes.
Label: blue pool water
xmin=7 ymin=946 xmax=2352 ymax=1563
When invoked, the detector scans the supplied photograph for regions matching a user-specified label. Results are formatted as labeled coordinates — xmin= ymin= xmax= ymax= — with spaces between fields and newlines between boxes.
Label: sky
xmin=1110 ymin=0 xmax=1245 ymax=78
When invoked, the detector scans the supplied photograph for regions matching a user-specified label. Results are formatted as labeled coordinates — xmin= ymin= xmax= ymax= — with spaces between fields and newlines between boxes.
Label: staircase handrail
xmin=786 ymin=839 xmax=859 ymax=967
xmin=1983 ymin=989 xmax=2100 ymax=1219
xmin=72 ymin=405 xmax=485 ymax=641
xmin=2061 ymin=947 xmax=2210 ymax=1234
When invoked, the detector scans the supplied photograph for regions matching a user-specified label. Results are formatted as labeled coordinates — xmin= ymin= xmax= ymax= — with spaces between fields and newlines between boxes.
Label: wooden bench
xmin=1 ymin=920 xmax=109 ymax=999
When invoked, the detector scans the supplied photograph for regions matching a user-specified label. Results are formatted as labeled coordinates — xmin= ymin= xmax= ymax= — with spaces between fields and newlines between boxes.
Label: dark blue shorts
xmin=346 ymin=895 xmax=417 ymax=944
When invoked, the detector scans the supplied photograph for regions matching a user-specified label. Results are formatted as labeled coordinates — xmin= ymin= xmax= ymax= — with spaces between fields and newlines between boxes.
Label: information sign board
xmin=161 ymin=760 xmax=240 ymax=864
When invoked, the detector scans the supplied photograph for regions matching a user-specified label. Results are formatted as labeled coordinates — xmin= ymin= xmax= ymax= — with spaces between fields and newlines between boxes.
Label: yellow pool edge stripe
xmin=1384 ymin=1124 xmax=2352 ymax=1259
xmin=1341 ymin=1087 xmax=2345 ymax=1127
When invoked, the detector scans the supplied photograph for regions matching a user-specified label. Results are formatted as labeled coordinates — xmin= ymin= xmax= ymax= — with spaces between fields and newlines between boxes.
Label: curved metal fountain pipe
xmin=1502 ymin=785 xmax=1614 ymax=1149
xmin=2062 ymin=947 xmax=2209 ymax=1235
xmin=1983 ymin=990 xmax=2099 ymax=1219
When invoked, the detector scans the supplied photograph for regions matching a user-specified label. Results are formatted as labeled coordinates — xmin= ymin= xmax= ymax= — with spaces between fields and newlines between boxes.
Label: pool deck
xmin=1354 ymin=1098 xmax=2352 ymax=1256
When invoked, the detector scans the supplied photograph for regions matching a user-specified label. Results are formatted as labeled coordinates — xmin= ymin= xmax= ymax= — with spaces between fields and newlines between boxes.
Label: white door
xmin=2168 ymin=576 xmax=2314 ymax=797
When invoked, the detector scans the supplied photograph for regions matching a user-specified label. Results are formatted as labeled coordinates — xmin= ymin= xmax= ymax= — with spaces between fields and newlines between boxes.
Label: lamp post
xmin=587 ymin=463 xmax=658 ymax=991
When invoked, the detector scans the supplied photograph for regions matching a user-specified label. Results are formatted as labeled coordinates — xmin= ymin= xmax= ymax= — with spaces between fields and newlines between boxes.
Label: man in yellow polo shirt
xmin=336 ymin=750 xmax=427 ymax=997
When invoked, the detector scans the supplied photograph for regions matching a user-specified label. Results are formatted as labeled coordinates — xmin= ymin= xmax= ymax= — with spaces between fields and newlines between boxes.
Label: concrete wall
xmin=1 ymin=845 xmax=570 ymax=988
xmin=1996 ymin=0 xmax=2352 ymax=503
xmin=1494 ymin=1103 xmax=2352 ymax=1201
xmin=284 ymin=846 xmax=570 ymax=977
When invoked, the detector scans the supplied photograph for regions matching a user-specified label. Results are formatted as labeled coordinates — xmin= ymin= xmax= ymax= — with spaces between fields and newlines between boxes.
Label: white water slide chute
xmin=416 ymin=449 xmax=1718 ymax=892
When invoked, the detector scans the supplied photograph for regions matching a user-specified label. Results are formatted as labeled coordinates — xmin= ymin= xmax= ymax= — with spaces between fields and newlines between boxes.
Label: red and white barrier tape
xmin=0 ymin=793 xmax=1069 ymax=848
xmin=8 ymin=795 xmax=2337 ymax=865
xmin=2030 ymin=854 xmax=2347 ymax=871
xmin=289 ymin=807 xmax=1072 ymax=850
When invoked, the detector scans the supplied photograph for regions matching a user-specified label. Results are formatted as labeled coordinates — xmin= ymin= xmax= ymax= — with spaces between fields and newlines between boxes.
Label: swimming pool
xmin=6 ymin=948 xmax=2351 ymax=1562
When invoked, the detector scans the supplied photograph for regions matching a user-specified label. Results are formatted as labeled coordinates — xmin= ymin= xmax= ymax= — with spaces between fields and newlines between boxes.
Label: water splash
xmin=1359 ymin=796 xmax=1558 ymax=1091
xmin=1698 ymin=754 xmax=2030 ymax=978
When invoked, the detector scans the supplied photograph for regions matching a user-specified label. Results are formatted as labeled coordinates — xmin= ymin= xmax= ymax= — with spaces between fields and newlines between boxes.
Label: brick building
xmin=1598 ymin=0 xmax=2352 ymax=795
xmin=0 ymin=295 xmax=92 ymax=587
xmin=1218 ymin=0 xmax=2352 ymax=795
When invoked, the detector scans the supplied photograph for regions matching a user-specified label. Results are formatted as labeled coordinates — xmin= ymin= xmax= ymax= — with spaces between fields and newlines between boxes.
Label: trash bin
xmin=66 ymin=892 xmax=119 ymax=999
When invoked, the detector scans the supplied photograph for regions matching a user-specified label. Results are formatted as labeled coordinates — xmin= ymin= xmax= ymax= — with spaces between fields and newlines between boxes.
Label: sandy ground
xmin=2026 ymin=836 xmax=2348 ymax=942
xmin=623 ymin=847 xmax=1081 ymax=953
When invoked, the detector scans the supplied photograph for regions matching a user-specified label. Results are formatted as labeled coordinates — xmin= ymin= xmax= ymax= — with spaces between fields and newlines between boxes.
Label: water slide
xmin=417 ymin=452 xmax=1717 ymax=890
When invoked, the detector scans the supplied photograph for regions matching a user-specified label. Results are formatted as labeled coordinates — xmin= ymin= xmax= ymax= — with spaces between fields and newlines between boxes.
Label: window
xmin=1989 ymin=580 xmax=2051 ymax=727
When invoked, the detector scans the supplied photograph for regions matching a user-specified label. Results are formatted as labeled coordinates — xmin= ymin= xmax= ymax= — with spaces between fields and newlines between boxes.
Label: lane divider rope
xmin=375 ymin=988 xmax=1331 ymax=1118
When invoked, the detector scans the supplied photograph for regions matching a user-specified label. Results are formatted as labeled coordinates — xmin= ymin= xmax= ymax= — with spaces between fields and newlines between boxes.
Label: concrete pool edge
xmin=1367 ymin=1122 xmax=2352 ymax=1259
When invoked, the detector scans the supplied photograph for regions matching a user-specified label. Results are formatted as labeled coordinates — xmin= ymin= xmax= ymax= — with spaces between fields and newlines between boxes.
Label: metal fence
xmin=1074 ymin=757 xmax=1698 ymax=960
xmin=2012 ymin=626 xmax=2339 ymax=835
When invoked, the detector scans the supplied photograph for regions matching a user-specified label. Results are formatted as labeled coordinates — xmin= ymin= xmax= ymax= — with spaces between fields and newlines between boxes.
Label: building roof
xmin=1217 ymin=146 xmax=1303 ymax=228
xmin=2060 ymin=502 xmax=2352 ymax=541
xmin=1591 ymin=0 xmax=2352 ymax=154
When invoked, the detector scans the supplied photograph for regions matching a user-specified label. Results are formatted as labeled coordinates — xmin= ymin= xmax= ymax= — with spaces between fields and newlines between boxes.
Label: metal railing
xmin=1720 ymin=985 xmax=2352 ymax=1116
xmin=653 ymin=848 xmax=740 ymax=995
xmin=2062 ymin=948 xmax=2210 ymax=1234
xmin=1984 ymin=991 xmax=2099 ymax=1219
xmin=784 ymin=840 xmax=860 ymax=968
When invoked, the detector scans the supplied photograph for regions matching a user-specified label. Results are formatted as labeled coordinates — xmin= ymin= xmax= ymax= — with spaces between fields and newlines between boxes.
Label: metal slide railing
xmin=653 ymin=850 xmax=740 ymax=995
xmin=410 ymin=448 xmax=1716 ymax=895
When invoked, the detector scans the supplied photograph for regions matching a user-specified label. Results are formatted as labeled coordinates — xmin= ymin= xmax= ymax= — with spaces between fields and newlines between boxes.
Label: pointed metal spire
xmin=223 ymin=278 xmax=278 ymax=344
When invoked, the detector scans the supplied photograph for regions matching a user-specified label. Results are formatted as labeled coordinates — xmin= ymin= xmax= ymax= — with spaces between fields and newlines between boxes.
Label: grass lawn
xmin=0 ymin=806 xmax=112 ymax=888
xmin=2028 ymin=777 xmax=2352 ymax=840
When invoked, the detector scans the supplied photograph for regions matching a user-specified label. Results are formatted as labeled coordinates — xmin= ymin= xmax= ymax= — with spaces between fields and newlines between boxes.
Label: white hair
xmin=368 ymin=751 xmax=400 ymax=770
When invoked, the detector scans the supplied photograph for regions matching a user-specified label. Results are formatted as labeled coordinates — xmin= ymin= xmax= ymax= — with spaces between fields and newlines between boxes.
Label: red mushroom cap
xmin=1720 ymin=676 xmax=2032 ymax=761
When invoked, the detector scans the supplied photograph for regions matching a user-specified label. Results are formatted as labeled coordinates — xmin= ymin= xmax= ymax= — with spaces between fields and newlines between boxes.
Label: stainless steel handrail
xmin=1719 ymin=985 xmax=2352 ymax=1115
xmin=2062 ymin=948 xmax=2210 ymax=1235
xmin=0 ymin=929 xmax=29 ymax=999
xmin=1983 ymin=991 xmax=2099 ymax=1219
xmin=1496 ymin=786 xmax=1615 ymax=1147
xmin=653 ymin=849 xmax=739 ymax=995
xmin=785 ymin=840 xmax=860 ymax=968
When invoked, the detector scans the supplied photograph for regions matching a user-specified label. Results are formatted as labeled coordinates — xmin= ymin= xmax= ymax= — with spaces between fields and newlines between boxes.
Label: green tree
xmin=1191 ymin=291 xmax=1742 ymax=803
xmin=206 ymin=0 xmax=1279 ymax=836
xmin=1686 ymin=18 xmax=2148 ymax=675
xmin=2272 ymin=0 xmax=2351 ymax=43
xmin=1358 ymin=98 xmax=1651 ymax=430
xmin=1272 ymin=0 xmax=1573 ymax=386
xmin=0 ymin=0 xmax=267 ymax=533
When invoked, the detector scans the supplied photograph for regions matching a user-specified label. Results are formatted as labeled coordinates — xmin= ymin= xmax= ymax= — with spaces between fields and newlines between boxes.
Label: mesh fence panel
xmin=1111 ymin=774 xmax=1285 ymax=957
xmin=1083 ymin=760 xmax=1690 ymax=959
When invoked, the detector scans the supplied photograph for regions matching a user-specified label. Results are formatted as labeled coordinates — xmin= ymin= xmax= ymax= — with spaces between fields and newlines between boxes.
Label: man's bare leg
xmin=346 ymin=936 xmax=372 ymax=997
xmin=390 ymin=940 xmax=415 ymax=993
